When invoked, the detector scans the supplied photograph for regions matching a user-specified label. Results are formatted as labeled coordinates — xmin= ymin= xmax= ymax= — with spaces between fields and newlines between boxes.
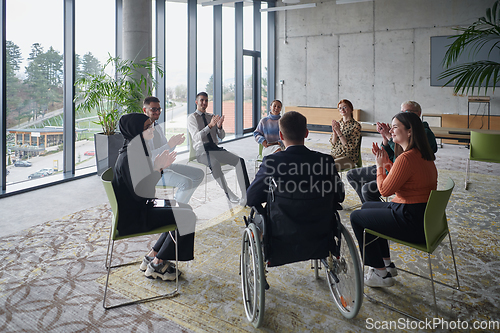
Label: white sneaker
xmin=145 ymin=260 xmax=181 ymax=281
xmin=139 ymin=256 xmax=154 ymax=271
xmin=386 ymin=262 xmax=398 ymax=277
xmin=364 ymin=268 xmax=394 ymax=288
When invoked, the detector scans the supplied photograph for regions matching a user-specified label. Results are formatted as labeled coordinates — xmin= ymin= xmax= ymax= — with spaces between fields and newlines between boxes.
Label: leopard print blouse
xmin=329 ymin=118 xmax=361 ymax=163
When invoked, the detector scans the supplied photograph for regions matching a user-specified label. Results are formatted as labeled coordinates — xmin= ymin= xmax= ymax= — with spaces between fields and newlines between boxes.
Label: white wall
xmin=275 ymin=0 xmax=497 ymax=123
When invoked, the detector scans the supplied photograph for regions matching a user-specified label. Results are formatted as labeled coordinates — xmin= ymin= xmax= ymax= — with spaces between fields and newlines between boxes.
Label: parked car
xmin=84 ymin=151 xmax=95 ymax=156
xmin=28 ymin=171 xmax=47 ymax=180
xmin=39 ymin=168 xmax=54 ymax=175
xmin=14 ymin=160 xmax=32 ymax=167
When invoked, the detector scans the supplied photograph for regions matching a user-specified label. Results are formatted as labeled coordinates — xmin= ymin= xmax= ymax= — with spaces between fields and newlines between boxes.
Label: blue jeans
xmin=157 ymin=163 xmax=204 ymax=204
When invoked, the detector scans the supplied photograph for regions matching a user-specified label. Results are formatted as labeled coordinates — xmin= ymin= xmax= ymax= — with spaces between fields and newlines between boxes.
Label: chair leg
xmin=448 ymin=233 xmax=461 ymax=290
xmin=311 ymin=259 xmax=319 ymax=279
xmin=465 ymin=158 xmax=470 ymax=190
xmin=103 ymin=240 xmax=116 ymax=308
xmin=204 ymin=166 xmax=208 ymax=202
xmin=105 ymin=226 xmax=113 ymax=269
xmin=103 ymin=232 xmax=180 ymax=310
xmin=428 ymin=254 xmax=438 ymax=318
xmin=362 ymin=231 xmax=427 ymax=322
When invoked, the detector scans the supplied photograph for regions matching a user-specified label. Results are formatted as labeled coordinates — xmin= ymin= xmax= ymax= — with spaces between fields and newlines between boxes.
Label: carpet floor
xmin=1 ymin=167 xmax=499 ymax=332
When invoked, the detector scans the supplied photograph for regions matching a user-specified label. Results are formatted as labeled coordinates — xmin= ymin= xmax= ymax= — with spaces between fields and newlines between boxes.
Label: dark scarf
xmin=118 ymin=113 xmax=151 ymax=157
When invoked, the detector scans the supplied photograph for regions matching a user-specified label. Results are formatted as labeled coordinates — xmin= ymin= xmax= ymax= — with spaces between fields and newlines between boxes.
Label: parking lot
xmin=6 ymin=140 xmax=96 ymax=184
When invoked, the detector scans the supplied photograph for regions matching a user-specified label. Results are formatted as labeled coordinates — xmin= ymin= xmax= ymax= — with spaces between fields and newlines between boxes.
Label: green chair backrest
xmin=101 ymin=168 xmax=120 ymax=240
xmin=257 ymin=143 xmax=263 ymax=161
xmin=101 ymin=167 xmax=177 ymax=241
xmin=356 ymin=144 xmax=362 ymax=168
xmin=470 ymin=131 xmax=500 ymax=163
xmin=423 ymin=178 xmax=455 ymax=253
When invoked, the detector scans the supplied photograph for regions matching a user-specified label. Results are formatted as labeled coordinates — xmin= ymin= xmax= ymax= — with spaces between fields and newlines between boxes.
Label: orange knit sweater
xmin=377 ymin=148 xmax=437 ymax=204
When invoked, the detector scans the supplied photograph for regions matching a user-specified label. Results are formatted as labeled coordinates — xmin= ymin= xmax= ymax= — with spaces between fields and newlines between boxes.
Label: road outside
xmin=6 ymin=140 xmax=96 ymax=185
xmin=5 ymin=101 xmax=190 ymax=186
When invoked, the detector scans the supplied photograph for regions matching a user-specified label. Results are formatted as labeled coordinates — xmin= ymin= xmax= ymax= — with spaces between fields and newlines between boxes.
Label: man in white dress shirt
xmin=187 ymin=92 xmax=249 ymax=204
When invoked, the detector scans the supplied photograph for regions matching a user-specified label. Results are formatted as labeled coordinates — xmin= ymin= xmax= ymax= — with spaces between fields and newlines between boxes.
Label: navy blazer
xmin=246 ymin=145 xmax=345 ymax=266
xmin=247 ymin=145 xmax=345 ymax=209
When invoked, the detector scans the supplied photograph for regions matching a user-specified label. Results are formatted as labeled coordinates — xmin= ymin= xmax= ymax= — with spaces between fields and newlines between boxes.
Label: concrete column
xmin=123 ymin=0 xmax=152 ymax=66
xmin=123 ymin=0 xmax=152 ymax=100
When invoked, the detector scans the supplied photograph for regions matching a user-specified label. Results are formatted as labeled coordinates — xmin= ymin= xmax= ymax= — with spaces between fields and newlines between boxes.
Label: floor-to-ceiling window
xmin=75 ymin=0 xmax=115 ymax=172
xmin=164 ymin=0 xmax=188 ymax=152
xmin=5 ymin=0 xmax=63 ymax=188
xmin=222 ymin=5 xmax=235 ymax=136
xmin=0 ymin=0 xmax=274 ymax=196
xmin=261 ymin=2 xmax=268 ymax=117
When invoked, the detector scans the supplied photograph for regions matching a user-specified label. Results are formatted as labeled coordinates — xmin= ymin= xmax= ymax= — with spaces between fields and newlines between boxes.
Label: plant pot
xmin=94 ymin=132 xmax=124 ymax=176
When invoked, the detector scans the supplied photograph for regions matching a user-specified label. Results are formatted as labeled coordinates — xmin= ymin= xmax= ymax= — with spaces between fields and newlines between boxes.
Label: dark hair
xmin=337 ymin=99 xmax=353 ymax=111
xmin=393 ymin=112 xmax=435 ymax=161
xmin=196 ymin=92 xmax=208 ymax=99
xmin=279 ymin=111 xmax=307 ymax=142
xmin=271 ymin=99 xmax=282 ymax=107
xmin=143 ymin=96 xmax=160 ymax=106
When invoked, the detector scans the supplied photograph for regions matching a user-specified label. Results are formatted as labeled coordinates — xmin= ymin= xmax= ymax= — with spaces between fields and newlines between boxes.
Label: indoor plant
xmin=74 ymin=55 xmax=163 ymax=174
xmin=439 ymin=0 xmax=500 ymax=95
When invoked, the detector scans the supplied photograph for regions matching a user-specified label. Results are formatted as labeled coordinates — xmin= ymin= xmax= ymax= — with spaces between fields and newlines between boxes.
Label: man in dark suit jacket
xmin=246 ymin=111 xmax=345 ymax=267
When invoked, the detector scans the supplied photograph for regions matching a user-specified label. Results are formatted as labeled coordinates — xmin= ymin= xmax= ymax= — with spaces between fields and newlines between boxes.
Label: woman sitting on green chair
xmin=350 ymin=112 xmax=437 ymax=288
xmin=112 ymin=113 xmax=196 ymax=281
xmin=253 ymin=99 xmax=285 ymax=156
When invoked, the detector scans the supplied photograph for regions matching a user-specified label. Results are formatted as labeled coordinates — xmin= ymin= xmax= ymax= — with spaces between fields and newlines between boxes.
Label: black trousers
xmin=197 ymin=146 xmax=250 ymax=197
xmin=149 ymin=202 xmax=196 ymax=261
xmin=346 ymin=165 xmax=381 ymax=203
xmin=350 ymin=201 xmax=427 ymax=268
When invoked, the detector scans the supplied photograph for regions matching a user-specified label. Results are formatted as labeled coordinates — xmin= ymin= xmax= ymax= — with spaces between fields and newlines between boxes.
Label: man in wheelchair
xmin=246 ymin=111 xmax=345 ymax=268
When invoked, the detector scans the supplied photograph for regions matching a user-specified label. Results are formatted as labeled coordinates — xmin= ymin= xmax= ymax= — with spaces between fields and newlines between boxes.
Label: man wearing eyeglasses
xmin=346 ymin=101 xmax=437 ymax=203
xmin=142 ymin=96 xmax=204 ymax=204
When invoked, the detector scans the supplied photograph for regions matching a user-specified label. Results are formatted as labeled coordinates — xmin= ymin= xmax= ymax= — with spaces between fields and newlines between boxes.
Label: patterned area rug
xmin=1 ymin=169 xmax=499 ymax=332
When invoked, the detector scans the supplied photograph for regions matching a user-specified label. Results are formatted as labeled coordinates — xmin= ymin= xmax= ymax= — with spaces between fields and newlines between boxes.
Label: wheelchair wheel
xmin=241 ymin=223 xmax=266 ymax=328
xmin=325 ymin=223 xmax=363 ymax=319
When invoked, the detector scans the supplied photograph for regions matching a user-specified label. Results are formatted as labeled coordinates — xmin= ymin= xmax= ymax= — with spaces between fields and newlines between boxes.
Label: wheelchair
xmin=240 ymin=179 xmax=363 ymax=328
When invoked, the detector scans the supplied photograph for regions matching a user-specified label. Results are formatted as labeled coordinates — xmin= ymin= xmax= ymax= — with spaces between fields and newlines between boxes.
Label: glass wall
xmin=5 ymin=0 xmax=63 ymax=186
xmin=261 ymin=2 xmax=269 ymax=118
xmin=222 ymin=5 xmax=235 ymax=135
xmin=164 ymin=1 xmax=188 ymax=152
xmin=243 ymin=55 xmax=253 ymax=131
xmin=0 ymin=0 xmax=274 ymax=196
xmin=75 ymin=0 xmax=115 ymax=172
xmin=197 ymin=3 xmax=214 ymax=108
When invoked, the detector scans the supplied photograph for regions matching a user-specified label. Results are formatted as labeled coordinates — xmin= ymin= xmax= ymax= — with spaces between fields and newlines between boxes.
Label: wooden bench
xmin=284 ymin=106 xmax=361 ymax=133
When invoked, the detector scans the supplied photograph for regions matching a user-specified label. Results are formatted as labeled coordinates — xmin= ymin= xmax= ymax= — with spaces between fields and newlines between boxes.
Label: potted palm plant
xmin=439 ymin=0 xmax=500 ymax=95
xmin=74 ymin=54 xmax=163 ymax=175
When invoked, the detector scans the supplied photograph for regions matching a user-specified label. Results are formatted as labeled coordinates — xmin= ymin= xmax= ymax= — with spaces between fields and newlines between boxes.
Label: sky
xmin=6 ymin=0 xmax=267 ymax=92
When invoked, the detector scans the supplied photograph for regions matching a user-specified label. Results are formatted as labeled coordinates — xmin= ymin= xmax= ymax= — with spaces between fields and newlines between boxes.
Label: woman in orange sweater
xmin=350 ymin=112 xmax=437 ymax=288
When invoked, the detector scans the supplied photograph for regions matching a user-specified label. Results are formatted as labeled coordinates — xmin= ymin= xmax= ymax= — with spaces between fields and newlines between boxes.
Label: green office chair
xmin=101 ymin=168 xmax=179 ymax=309
xmin=362 ymin=178 xmax=459 ymax=320
xmin=465 ymin=131 xmax=500 ymax=190
xmin=254 ymin=143 xmax=263 ymax=177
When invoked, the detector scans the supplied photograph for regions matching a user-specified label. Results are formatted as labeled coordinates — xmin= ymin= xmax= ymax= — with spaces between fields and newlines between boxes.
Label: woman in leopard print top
xmin=329 ymin=99 xmax=361 ymax=170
